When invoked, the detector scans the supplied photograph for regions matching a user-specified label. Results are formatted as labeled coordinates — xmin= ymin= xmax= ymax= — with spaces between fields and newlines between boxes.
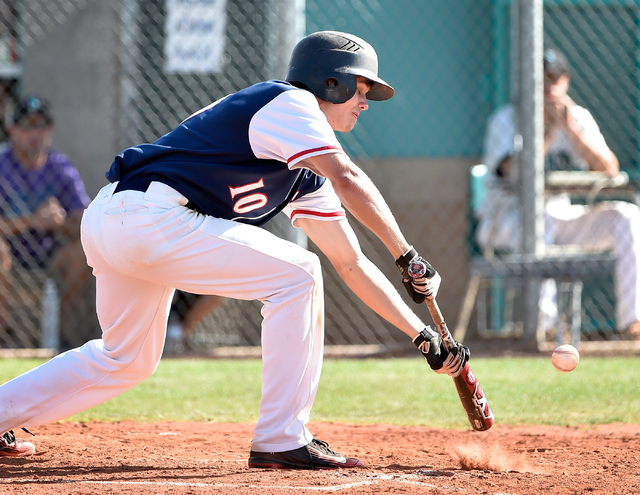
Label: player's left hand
xmin=395 ymin=247 xmax=441 ymax=304
xmin=413 ymin=327 xmax=470 ymax=378
xmin=435 ymin=342 xmax=470 ymax=377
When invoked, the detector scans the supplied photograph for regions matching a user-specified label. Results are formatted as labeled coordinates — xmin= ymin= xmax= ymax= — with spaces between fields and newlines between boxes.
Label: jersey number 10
xmin=229 ymin=178 xmax=267 ymax=214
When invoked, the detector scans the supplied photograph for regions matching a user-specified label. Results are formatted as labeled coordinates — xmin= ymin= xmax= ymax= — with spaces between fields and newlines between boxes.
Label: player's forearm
xmin=300 ymin=153 xmax=411 ymax=259
xmin=298 ymin=216 xmax=421 ymax=338
xmin=335 ymin=254 xmax=423 ymax=339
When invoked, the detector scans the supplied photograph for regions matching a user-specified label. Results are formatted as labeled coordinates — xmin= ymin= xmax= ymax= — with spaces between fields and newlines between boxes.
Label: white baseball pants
xmin=545 ymin=199 xmax=640 ymax=329
xmin=0 ymin=181 xmax=324 ymax=452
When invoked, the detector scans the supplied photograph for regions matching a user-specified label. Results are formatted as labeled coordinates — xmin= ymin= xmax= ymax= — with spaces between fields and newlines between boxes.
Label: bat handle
xmin=407 ymin=259 xmax=456 ymax=351
xmin=425 ymin=298 xmax=457 ymax=352
xmin=426 ymin=298 xmax=445 ymax=327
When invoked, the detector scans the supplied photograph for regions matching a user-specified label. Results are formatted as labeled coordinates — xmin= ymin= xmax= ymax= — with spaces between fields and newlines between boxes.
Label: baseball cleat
xmin=0 ymin=430 xmax=36 ymax=457
xmin=248 ymin=438 xmax=364 ymax=470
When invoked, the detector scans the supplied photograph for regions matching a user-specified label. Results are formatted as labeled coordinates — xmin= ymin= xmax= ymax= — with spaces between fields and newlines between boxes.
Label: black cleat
xmin=248 ymin=438 xmax=364 ymax=470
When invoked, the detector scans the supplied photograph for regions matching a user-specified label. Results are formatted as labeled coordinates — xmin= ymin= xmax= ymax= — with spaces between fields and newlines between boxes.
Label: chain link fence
xmin=1 ymin=0 xmax=639 ymax=355
xmin=474 ymin=1 xmax=640 ymax=352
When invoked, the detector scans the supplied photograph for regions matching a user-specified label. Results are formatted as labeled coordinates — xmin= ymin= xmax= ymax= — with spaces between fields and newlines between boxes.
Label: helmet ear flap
xmin=324 ymin=78 xmax=338 ymax=88
xmin=321 ymin=74 xmax=356 ymax=104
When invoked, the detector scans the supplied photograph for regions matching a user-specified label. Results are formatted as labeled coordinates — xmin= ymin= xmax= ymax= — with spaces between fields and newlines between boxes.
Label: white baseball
xmin=552 ymin=344 xmax=579 ymax=372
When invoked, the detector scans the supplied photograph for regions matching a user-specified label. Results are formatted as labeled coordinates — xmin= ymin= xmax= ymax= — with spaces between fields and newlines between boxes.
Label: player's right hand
xmin=413 ymin=327 xmax=470 ymax=378
xmin=395 ymin=247 xmax=441 ymax=304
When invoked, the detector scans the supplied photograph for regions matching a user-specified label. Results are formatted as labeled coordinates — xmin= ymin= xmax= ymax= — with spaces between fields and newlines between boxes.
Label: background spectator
xmin=477 ymin=48 xmax=640 ymax=340
xmin=0 ymin=94 xmax=92 ymax=347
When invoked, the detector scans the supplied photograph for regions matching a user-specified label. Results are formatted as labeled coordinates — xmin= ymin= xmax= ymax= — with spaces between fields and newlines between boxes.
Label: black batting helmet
xmin=286 ymin=31 xmax=394 ymax=104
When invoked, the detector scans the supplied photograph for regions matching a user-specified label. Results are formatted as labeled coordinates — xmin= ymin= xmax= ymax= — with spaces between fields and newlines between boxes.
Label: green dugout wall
xmin=308 ymin=0 xmax=640 ymax=173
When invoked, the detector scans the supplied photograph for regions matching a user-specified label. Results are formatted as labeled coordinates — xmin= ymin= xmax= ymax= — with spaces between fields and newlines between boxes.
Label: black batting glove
xmin=413 ymin=327 xmax=471 ymax=378
xmin=412 ymin=326 xmax=445 ymax=370
xmin=395 ymin=247 xmax=441 ymax=304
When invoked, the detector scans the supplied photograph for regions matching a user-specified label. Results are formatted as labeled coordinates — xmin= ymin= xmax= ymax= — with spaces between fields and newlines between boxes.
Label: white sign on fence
xmin=164 ymin=0 xmax=228 ymax=74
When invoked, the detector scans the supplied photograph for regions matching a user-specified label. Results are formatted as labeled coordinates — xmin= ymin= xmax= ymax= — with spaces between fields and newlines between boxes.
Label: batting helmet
xmin=286 ymin=31 xmax=394 ymax=104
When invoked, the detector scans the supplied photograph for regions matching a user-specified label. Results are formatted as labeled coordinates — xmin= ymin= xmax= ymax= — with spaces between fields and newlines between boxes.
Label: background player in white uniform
xmin=477 ymin=48 xmax=640 ymax=337
xmin=0 ymin=31 xmax=469 ymax=467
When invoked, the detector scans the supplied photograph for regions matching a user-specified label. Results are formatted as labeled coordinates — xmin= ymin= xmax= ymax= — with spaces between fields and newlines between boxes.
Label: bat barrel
xmin=455 ymin=363 xmax=495 ymax=431
xmin=411 ymin=260 xmax=495 ymax=431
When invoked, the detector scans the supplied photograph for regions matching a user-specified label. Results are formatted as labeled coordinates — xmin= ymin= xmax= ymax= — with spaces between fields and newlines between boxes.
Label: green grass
xmin=1 ymin=356 xmax=638 ymax=428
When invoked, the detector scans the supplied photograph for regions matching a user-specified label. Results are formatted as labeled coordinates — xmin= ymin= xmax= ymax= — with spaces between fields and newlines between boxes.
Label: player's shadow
xmin=0 ymin=462 xmax=235 ymax=483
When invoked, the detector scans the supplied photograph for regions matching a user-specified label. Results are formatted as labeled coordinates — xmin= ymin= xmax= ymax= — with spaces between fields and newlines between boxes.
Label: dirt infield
xmin=1 ymin=421 xmax=638 ymax=494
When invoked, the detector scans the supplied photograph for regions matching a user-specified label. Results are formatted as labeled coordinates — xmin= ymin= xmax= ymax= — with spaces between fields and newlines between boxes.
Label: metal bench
xmin=454 ymin=165 xmax=625 ymax=348
xmin=466 ymin=249 xmax=616 ymax=346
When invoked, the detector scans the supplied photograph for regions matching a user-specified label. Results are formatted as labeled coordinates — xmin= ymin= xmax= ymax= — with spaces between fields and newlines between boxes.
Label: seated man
xmin=477 ymin=48 xmax=640 ymax=339
xmin=0 ymin=94 xmax=91 ymax=347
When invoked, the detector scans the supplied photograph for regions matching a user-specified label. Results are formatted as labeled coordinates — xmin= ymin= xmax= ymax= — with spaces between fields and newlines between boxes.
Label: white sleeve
xmin=249 ymin=89 xmax=347 ymax=169
xmin=282 ymin=179 xmax=346 ymax=227
xmin=483 ymin=105 xmax=515 ymax=175
xmin=570 ymin=105 xmax=611 ymax=155
xmin=547 ymin=105 xmax=612 ymax=169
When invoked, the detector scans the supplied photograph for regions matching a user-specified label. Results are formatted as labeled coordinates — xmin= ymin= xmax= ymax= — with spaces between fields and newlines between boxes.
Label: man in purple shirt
xmin=0 ymin=94 xmax=90 ymax=347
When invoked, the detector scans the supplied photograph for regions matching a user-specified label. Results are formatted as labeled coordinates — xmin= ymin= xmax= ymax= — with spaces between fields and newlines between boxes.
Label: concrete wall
xmin=23 ymin=1 xmax=119 ymax=197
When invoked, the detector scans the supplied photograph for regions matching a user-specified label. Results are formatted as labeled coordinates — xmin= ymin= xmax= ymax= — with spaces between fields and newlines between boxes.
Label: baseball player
xmin=0 ymin=31 xmax=470 ymax=467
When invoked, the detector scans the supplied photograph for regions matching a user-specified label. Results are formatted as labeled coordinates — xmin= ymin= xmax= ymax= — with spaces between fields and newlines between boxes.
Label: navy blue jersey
xmin=106 ymin=81 xmax=344 ymax=226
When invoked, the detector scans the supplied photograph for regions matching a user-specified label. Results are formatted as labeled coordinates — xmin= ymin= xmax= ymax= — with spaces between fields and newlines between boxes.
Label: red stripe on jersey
xmin=290 ymin=209 xmax=346 ymax=219
xmin=287 ymin=146 xmax=343 ymax=164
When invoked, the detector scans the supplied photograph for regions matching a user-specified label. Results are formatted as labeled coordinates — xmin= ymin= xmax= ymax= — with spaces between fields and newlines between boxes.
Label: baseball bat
xmin=408 ymin=259 xmax=494 ymax=431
